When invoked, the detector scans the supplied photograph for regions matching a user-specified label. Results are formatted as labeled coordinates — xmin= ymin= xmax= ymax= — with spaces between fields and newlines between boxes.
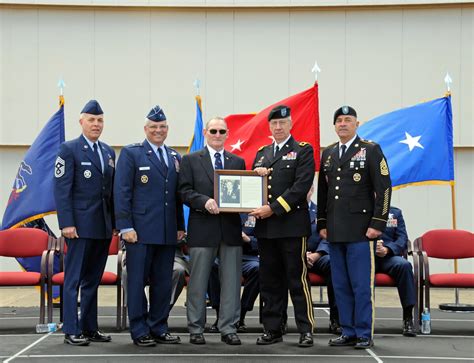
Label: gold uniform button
xmin=268 ymin=176 xmax=272 ymax=180
xmin=337 ymin=168 xmax=341 ymax=171
xmin=335 ymin=186 xmax=339 ymax=190
xmin=336 ymin=177 xmax=341 ymax=180
xmin=335 ymin=196 xmax=339 ymax=200
xmin=268 ymin=194 xmax=272 ymax=198
xmin=363 ymin=209 xmax=367 ymax=213
xmin=268 ymin=185 xmax=271 ymax=189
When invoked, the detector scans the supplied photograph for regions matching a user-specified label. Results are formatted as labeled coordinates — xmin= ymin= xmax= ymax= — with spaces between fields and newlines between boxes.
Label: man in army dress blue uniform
xmin=251 ymin=105 xmax=315 ymax=347
xmin=317 ymin=105 xmax=392 ymax=349
xmin=114 ymin=105 xmax=185 ymax=347
xmin=54 ymin=100 xmax=115 ymax=346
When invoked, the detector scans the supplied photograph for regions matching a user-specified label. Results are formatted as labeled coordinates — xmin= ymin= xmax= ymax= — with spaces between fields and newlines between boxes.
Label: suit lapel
xmin=339 ymin=136 xmax=361 ymax=165
xmin=144 ymin=140 xmax=166 ymax=177
xmin=199 ymin=147 xmax=215 ymax=183
xmin=80 ymin=135 xmax=102 ymax=173
xmin=223 ymin=150 xmax=234 ymax=169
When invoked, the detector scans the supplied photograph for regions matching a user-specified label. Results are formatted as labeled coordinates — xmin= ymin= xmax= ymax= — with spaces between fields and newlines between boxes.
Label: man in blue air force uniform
xmin=317 ymin=106 xmax=392 ymax=349
xmin=376 ymin=206 xmax=417 ymax=337
xmin=114 ymin=105 xmax=185 ymax=347
xmin=54 ymin=100 xmax=115 ymax=346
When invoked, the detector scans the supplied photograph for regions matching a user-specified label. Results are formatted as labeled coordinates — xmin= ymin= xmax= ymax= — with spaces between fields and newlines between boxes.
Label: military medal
xmin=84 ymin=170 xmax=92 ymax=178
xmin=108 ymin=158 xmax=115 ymax=168
xmin=353 ymin=173 xmax=361 ymax=182
xmin=174 ymin=157 xmax=180 ymax=172
xmin=141 ymin=175 xmax=148 ymax=184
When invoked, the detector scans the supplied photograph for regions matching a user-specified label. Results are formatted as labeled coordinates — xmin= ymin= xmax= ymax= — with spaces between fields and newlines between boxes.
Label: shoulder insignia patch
xmin=258 ymin=145 xmax=266 ymax=151
xmin=380 ymin=158 xmax=389 ymax=176
xmin=299 ymin=142 xmax=309 ymax=147
xmin=129 ymin=142 xmax=142 ymax=148
xmin=361 ymin=139 xmax=375 ymax=145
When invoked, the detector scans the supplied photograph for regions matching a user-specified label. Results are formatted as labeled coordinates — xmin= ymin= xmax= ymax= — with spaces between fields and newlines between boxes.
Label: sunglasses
xmin=208 ymin=129 xmax=227 ymax=135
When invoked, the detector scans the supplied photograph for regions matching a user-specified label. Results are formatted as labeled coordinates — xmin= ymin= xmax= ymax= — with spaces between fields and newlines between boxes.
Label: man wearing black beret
xmin=317 ymin=105 xmax=392 ymax=349
xmin=251 ymin=105 xmax=315 ymax=347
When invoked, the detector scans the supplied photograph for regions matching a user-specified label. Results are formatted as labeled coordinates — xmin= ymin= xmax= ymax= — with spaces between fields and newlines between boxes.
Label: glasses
xmin=208 ymin=129 xmax=227 ymax=135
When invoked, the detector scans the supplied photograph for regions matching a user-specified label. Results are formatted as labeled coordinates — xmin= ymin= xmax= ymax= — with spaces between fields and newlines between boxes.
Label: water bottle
xmin=36 ymin=322 xmax=59 ymax=333
xmin=420 ymin=308 xmax=431 ymax=334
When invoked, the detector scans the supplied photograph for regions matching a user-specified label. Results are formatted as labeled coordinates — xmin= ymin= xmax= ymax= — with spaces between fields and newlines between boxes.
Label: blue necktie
xmin=157 ymin=148 xmax=168 ymax=174
xmin=93 ymin=143 xmax=103 ymax=172
xmin=214 ymin=152 xmax=223 ymax=170
xmin=339 ymin=144 xmax=347 ymax=160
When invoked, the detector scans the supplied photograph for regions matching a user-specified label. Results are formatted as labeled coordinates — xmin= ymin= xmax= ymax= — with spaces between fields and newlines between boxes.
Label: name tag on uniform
xmin=139 ymin=166 xmax=150 ymax=171
xmin=81 ymin=162 xmax=92 ymax=166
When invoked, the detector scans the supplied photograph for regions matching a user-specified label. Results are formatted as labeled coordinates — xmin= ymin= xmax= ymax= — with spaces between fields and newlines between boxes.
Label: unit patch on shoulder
xmin=55 ymin=156 xmax=65 ymax=178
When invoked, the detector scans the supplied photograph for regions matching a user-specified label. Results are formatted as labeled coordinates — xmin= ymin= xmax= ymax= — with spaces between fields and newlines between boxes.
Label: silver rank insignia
xmin=84 ymin=170 xmax=92 ymax=178
xmin=353 ymin=173 xmax=361 ymax=182
xmin=55 ymin=156 xmax=65 ymax=178
xmin=141 ymin=175 xmax=149 ymax=184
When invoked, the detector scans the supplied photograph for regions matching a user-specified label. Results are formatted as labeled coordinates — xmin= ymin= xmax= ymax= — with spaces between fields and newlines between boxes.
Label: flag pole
xmin=439 ymin=73 xmax=472 ymax=312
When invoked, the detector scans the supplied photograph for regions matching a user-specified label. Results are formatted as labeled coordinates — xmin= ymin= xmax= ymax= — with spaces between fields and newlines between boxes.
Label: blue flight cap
xmin=146 ymin=105 xmax=166 ymax=122
xmin=80 ymin=100 xmax=104 ymax=115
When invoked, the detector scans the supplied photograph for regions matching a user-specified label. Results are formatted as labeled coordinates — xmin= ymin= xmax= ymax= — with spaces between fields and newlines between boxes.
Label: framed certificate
xmin=214 ymin=170 xmax=268 ymax=212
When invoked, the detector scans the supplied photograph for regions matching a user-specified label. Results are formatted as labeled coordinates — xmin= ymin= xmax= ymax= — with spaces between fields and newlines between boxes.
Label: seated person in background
xmin=170 ymin=236 xmax=190 ymax=311
xmin=305 ymin=186 xmax=341 ymax=334
xmin=208 ymin=214 xmax=260 ymax=333
xmin=375 ymin=206 xmax=416 ymax=337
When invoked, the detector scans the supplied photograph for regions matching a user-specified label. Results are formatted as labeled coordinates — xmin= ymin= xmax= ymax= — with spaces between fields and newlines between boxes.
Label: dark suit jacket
xmin=317 ymin=135 xmax=392 ymax=243
xmin=54 ymin=135 xmax=115 ymax=239
xmin=178 ymin=147 xmax=246 ymax=247
xmin=114 ymin=140 xmax=184 ymax=245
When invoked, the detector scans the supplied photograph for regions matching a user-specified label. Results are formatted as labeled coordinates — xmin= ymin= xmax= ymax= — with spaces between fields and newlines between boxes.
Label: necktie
xmin=93 ymin=143 xmax=103 ymax=172
xmin=274 ymin=145 xmax=280 ymax=157
xmin=340 ymin=144 xmax=347 ymax=160
xmin=214 ymin=152 xmax=223 ymax=170
xmin=157 ymin=148 xmax=168 ymax=174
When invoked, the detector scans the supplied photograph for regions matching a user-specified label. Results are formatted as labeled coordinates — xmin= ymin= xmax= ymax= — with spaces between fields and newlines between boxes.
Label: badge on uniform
xmin=139 ymin=166 xmax=150 ymax=171
xmin=386 ymin=213 xmax=398 ymax=227
xmin=55 ymin=156 xmax=65 ymax=178
xmin=245 ymin=215 xmax=256 ymax=228
xmin=351 ymin=148 xmax=366 ymax=161
xmin=84 ymin=170 xmax=92 ymax=178
xmin=108 ymin=156 xmax=115 ymax=168
xmin=380 ymin=158 xmax=389 ymax=176
xmin=353 ymin=173 xmax=361 ymax=182
xmin=141 ymin=175 xmax=148 ymax=184
xmin=350 ymin=161 xmax=355 ymax=169
xmin=282 ymin=151 xmax=297 ymax=160
xmin=254 ymin=156 xmax=265 ymax=167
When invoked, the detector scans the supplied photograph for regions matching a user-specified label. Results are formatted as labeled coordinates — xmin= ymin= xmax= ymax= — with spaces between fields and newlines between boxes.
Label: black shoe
xmin=280 ymin=322 xmax=288 ymax=335
xmin=133 ymin=335 xmax=156 ymax=347
xmin=329 ymin=319 xmax=342 ymax=335
xmin=152 ymin=332 xmax=181 ymax=344
xmin=256 ymin=331 xmax=283 ymax=345
xmin=208 ymin=320 xmax=219 ymax=333
xmin=298 ymin=332 xmax=313 ymax=347
xmin=83 ymin=330 xmax=112 ymax=342
xmin=190 ymin=333 xmax=206 ymax=345
xmin=235 ymin=321 xmax=247 ymax=333
xmin=402 ymin=318 xmax=417 ymax=337
xmin=354 ymin=337 xmax=374 ymax=349
xmin=221 ymin=333 xmax=242 ymax=345
xmin=64 ymin=334 xmax=90 ymax=346
xmin=328 ymin=335 xmax=357 ymax=346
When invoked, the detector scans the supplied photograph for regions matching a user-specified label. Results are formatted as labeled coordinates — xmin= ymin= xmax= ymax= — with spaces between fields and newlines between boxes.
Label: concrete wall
xmin=0 ymin=3 xmax=473 ymax=274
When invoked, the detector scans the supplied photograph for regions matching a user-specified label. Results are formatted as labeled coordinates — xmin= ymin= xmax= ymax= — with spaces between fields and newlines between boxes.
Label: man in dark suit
xmin=114 ymin=105 xmax=185 ymax=347
xmin=376 ymin=206 xmax=416 ymax=337
xmin=178 ymin=116 xmax=246 ymax=346
xmin=54 ymin=100 xmax=115 ymax=346
xmin=251 ymin=105 xmax=315 ymax=347
xmin=317 ymin=105 xmax=392 ymax=349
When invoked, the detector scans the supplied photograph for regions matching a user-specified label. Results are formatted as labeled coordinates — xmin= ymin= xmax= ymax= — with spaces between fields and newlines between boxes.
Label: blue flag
xmin=183 ymin=96 xmax=205 ymax=229
xmin=358 ymin=95 xmax=454 ymax=189
xmin=2 ymin=99 xmax=65 ymax=229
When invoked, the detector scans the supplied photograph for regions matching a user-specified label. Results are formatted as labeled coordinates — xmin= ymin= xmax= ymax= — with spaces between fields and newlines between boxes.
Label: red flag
xmin=224 ymin=83 xmax=320 ymax=170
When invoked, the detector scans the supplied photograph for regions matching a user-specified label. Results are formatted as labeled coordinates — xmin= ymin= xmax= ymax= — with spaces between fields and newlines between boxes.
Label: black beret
xmin=146 ymin=105 xmax=166 ymax=122
xmin=268 ymin=105 xmax=291 ymax=121
xmin=81 ymin=100 xmax=103 ymax=115
xmin=333 ymin=105 xmax=357 ymax=124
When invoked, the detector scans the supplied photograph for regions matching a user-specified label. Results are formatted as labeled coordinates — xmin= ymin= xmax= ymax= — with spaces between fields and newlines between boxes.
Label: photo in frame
xmin=214 ymin=170 xmax=268 ymax=212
